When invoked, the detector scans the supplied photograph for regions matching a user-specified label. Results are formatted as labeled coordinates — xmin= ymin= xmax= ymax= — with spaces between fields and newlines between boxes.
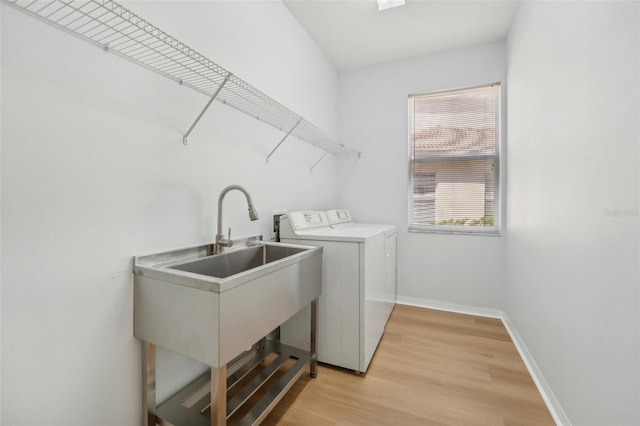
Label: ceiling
xmin=283 ymin=0 xmax=519 ymax=70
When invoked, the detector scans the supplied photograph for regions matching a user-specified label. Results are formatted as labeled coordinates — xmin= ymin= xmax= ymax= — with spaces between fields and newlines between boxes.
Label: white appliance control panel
xmin=325 ymin=209 xmax=352 ymax=225
xmin=284 ymin=211 xmax=330 ymax=231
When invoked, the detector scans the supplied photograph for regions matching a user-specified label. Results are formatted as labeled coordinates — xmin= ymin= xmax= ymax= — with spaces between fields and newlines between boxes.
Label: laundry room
xmin=1 ymin=1 xmax=638 ymax=425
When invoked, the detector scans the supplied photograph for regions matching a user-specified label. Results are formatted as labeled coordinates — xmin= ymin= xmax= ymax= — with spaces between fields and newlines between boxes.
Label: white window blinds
xmin=409 ymin=84 xmax=500 ymax=233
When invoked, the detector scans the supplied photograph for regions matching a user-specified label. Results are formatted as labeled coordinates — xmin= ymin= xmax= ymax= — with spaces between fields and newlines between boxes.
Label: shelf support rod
xmin=309 ymin=152 xmax=329 ymax=173
xmin=182 ymin=72 xmax=231 ymax=145
xmin=266 ymin=117 xmax=303 ymax=162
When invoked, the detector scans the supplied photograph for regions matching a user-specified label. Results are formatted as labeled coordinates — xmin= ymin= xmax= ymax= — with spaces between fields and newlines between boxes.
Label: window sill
xmin=408 ymin=225 xmax=501 ymax=236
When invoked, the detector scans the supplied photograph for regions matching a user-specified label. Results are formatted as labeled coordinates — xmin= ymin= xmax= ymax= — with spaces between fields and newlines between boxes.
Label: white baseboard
xmin=395 ymin=296 xmax=570 ymax=426
xmin=500 ymin=314 xmax=571 ymax=426
xmin=395 ymin=295 xmax=504 ymax=319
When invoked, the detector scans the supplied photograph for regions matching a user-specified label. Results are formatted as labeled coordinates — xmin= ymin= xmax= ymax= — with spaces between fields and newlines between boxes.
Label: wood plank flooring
xmin=262 ymin=305 xmax=554 ymax=425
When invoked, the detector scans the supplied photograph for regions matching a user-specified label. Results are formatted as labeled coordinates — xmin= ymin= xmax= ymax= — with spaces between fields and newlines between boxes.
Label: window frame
xmin=407 ymin=83 xmax=502 ymax=236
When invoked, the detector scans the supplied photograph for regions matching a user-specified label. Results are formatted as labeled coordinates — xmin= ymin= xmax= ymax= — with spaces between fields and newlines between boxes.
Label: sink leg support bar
xmin=142 ymin=342 xmax=157 ymax=426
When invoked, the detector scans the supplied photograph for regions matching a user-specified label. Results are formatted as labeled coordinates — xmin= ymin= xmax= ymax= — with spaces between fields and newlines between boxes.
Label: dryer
xmin=279 ymin=210 xmax=396 ymax=373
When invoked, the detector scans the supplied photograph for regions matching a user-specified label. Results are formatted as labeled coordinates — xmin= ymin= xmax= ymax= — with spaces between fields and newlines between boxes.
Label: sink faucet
xmin=215 ymin=185 xmax=259 ymax=254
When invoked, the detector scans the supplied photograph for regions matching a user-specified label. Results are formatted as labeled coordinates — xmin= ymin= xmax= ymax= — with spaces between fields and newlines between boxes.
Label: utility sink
xmin=133 ymin=237 xmax=322 ymax=367
xmin=170 ymin=244 xmax=309 ymax=279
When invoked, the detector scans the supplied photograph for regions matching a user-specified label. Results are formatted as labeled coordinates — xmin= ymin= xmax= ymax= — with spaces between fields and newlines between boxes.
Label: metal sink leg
xmin=142 ymin=342 xmax=157 ymax=426
xmin=210 ymin=366 xmax=227 ymax=425
xmin=310 ymin=299 xmax=318 ymax=378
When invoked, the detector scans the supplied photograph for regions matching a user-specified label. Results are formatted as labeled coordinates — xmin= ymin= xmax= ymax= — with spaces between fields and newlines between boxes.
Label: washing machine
xmin=279 ymin=210 xmax=396 ymax=373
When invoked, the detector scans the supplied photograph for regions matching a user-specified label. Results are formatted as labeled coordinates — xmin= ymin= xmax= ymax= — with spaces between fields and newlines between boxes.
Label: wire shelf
xmin=5 ymin=0 xmax=360 ymax=158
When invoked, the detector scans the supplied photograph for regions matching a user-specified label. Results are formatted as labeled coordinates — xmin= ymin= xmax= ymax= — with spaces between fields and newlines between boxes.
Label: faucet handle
xmin=223 ymin=227 xmax=233 ymax=249
xmin=214 ymin=228 xmax=233 ymax=253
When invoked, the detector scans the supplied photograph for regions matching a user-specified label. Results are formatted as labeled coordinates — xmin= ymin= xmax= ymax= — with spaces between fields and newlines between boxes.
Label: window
xmin=408 ymin=83 xmax=500 ymax=234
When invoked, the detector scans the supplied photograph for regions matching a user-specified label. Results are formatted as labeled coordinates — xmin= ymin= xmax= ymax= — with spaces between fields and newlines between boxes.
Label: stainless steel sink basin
xmin=169 ymin=244 xmax=308 ymax=279
xmin=133 ymin=237 xmax=322 ymax=367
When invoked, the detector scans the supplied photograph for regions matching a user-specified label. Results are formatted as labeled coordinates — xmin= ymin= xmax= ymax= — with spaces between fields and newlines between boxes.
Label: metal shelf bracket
xmin=309 ymin=152 xmax=329 ymax=173
xmin=182 ymin=72 xmax=231 ymax=145
xmin=266 ymin=117 xmax=303 ymax=162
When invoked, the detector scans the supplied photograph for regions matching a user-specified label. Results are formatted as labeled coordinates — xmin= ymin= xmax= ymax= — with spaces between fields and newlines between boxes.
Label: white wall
xmin=506 ymin=1 xmax=639 ymax=424
xmin=338 ymin=41 xmax=506 ymax=309
xmin=0 ymin=1 xmax=339 ymax=424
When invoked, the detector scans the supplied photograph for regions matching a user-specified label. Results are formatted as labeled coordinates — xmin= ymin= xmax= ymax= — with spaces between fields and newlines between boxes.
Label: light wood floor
xmin=262 ymin=304 xmax=555 ymax=425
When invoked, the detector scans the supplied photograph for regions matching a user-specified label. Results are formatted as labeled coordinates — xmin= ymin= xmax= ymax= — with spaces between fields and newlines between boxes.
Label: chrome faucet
xmin=215 ymin=185 xmax=259 ymax=254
